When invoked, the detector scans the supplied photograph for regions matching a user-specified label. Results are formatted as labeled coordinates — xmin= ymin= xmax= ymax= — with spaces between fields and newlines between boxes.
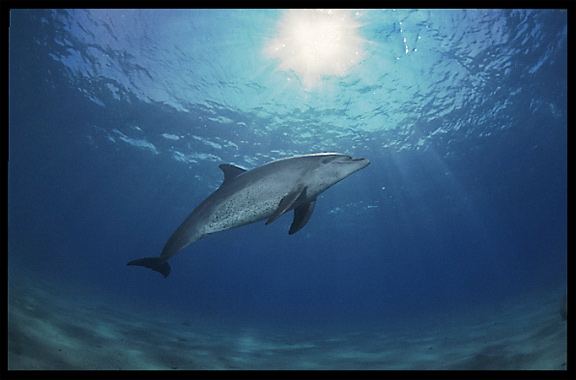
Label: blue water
xmin=8 ymin=9 xmax=568 ymax=368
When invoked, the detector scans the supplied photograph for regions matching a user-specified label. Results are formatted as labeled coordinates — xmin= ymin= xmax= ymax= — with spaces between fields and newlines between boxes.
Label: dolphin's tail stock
xmin=127 ymin=257 xmax=171 ymax=278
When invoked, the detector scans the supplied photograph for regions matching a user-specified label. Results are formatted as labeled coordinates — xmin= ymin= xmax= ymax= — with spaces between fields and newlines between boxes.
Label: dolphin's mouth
xmin=341 ymin=156 xmax=370 ymax=170
xmin=341 ymin=155 xmax=368 ymax=162
xmin=350 ymin=157 xmax=370 ymax=166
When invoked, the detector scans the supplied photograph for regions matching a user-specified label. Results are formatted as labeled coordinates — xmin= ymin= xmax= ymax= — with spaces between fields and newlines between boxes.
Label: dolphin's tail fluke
xmin=127 ymin=257 xmax=171 ymax=278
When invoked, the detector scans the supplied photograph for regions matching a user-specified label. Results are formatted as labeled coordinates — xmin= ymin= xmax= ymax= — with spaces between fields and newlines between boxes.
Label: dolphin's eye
xmin=320 ymin=156 xmax=337 ymax=164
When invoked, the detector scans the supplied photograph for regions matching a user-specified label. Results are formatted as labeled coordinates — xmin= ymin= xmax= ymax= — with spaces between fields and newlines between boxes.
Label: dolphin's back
xmin=198 ymin=159 xmax=309 ymax=233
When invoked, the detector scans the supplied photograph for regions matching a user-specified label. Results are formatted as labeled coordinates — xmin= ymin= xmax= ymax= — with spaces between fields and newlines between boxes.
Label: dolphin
xmin=127 ymin=153 xmax=370 ymax=277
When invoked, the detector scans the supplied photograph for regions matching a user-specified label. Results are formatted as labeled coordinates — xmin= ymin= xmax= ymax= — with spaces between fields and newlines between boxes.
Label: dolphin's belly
xmin=202 ymin=182 xmax=286 ymax=234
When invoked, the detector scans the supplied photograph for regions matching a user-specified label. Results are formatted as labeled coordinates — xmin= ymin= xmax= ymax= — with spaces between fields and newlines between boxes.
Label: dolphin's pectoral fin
xmin=289 ymin=198 xmax=316 ymax=235
xmin=266 ymin=186 xmax=306 ymax=225
xmin=127 ymin=257 xmax=171 ymax=278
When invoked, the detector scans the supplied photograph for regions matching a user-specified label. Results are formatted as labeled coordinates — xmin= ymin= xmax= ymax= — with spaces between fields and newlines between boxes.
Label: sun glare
xmin=266 ymin=9 xmax=365 ymax=87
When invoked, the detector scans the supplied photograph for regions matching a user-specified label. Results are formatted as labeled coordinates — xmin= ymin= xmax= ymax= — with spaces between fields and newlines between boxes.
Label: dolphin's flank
xmin=127 ymin=153 xmax=370 ymax=277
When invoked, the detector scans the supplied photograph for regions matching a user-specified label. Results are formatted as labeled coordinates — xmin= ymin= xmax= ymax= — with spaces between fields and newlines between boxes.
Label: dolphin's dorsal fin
xmin=219 ymin=164 xmax=246 ymax=185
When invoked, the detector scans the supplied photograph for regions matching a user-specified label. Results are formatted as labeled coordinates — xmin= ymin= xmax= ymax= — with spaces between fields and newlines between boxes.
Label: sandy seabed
xmin=6 ymin=275 xmax=568 ymax=371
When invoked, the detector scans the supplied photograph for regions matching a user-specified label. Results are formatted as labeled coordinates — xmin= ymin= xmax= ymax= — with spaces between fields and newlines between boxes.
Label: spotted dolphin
xmin=127 ymin=153 xmax=370 ymax=277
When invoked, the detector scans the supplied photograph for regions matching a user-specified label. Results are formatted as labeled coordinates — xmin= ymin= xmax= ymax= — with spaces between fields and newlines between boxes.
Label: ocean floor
xmin=7 ymin=274 xmax=568 ymax=370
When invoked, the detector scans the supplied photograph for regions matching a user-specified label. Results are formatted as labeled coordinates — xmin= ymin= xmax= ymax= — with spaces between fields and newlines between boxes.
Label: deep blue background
xmin=8 ymin=9 xmax=567 ymax=328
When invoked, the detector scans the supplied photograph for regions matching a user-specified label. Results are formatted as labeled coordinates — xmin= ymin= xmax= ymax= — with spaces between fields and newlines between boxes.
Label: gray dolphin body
xmin=127 ymin=153 xmax=370 ymax=277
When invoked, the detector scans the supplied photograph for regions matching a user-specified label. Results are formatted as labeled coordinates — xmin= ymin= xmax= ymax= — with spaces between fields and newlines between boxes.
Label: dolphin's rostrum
xmin=127 ymin=153 xmax=370 ymax=277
